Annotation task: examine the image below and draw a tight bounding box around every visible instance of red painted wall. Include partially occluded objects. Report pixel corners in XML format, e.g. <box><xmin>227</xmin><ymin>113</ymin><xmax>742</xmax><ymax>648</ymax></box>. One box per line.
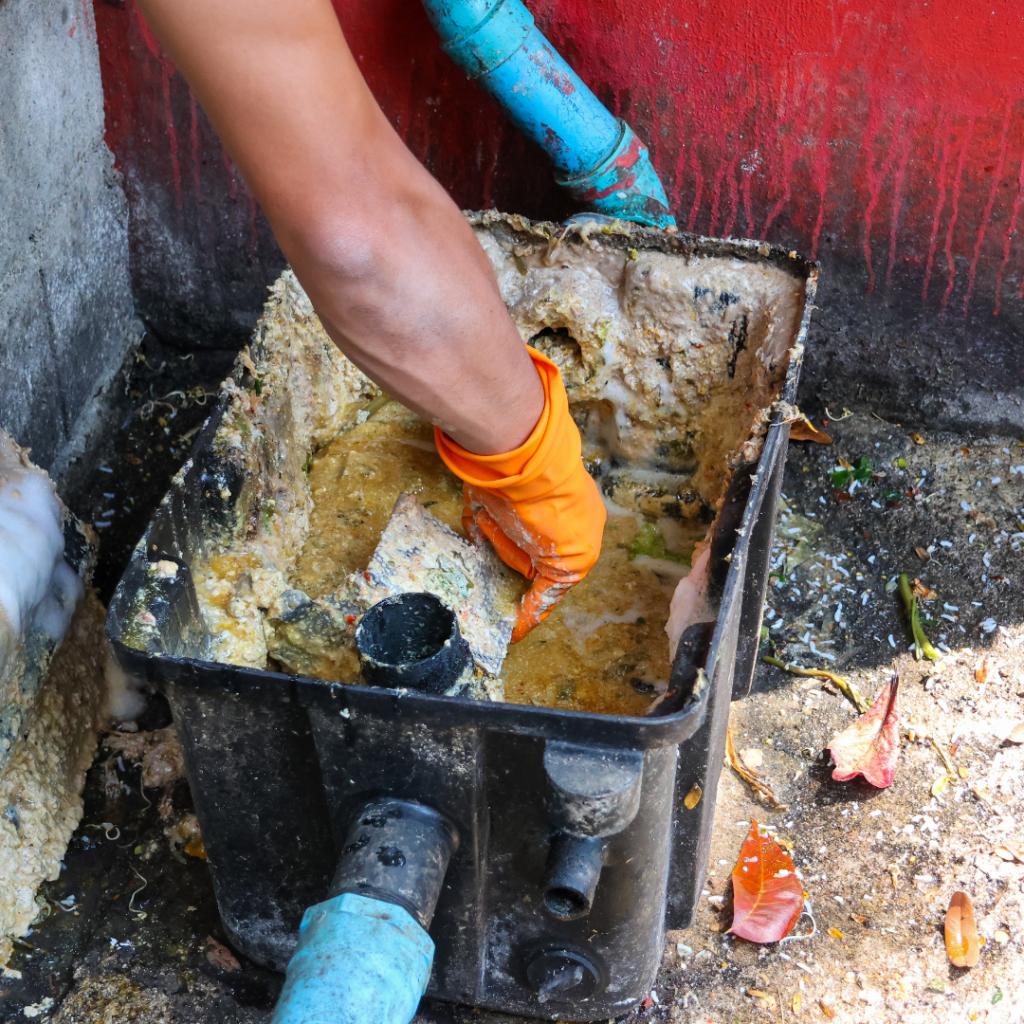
<box><xmin>96</xmin><ymin>0</ymin><xmax>1024</xmax><ymax>416</ymax></box>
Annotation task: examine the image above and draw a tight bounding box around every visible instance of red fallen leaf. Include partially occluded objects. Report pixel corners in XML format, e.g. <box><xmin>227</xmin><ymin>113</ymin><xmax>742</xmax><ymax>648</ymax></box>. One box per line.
<box><xmin>727</xmin><ymin>821</ymin><xmax>804</xmax><ymax>943</ymax></box>
<box><xmin>945</xmin><ymin>891</ymin><xmax>980</xmax><ymax>968</ymax></box>
<box><xmin>827</xmin><ymin>673</ymin><xmax>900</xmax><ymax>788</ymax></box>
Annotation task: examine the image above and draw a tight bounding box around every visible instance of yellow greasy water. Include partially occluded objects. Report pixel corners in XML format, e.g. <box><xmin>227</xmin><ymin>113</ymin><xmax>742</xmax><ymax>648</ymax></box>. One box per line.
<box><xmin>295</xmin><ymin>403</ymin><xmax>702</xmax><ymax>715</ymax></box>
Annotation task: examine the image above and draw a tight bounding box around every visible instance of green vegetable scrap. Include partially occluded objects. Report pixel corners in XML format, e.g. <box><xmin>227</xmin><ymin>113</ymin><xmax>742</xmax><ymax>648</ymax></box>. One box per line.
<box><xmin>898</xmin><ymin>572</ymin><xmax>939</xmax><ymax>661</ymax></box>
<box><xmin>829</xmin><ymin>456</ymin><xmax>874</xmax><ymax>491</ymax></box>
<box><xmin>628</xmin><ymin>522</ymin><xmax>688</xmax><ymax>564</ymax></box>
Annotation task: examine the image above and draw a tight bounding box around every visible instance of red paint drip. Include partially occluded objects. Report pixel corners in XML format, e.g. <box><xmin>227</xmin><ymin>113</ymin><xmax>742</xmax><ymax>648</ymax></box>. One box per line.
<box><xmin>808</xmin><ymin>88</ymin><xmax>835</xmax><ymax>260</ymax></box>
<box><xmin>964</xmin><ymin>102</ymin><xmax>1011</xmax><ymax>317</ymax></box>
<box><xmin>994</xmin><ymin>144</ymin><xmax>1024</xmax><ymax>313</ymax></box>
<box><xmin>190</xmin><ymin>91</ymin><xmax>203</xmax><ymax>199</ymax></box>
<box><xmin>721</xmin><ymin>150</ymin><xmax>740</xmax><ymax>240</ymax></box>
<box><xmin>941</xmin><ymin>115</ymin><xmax>976</xmax><ymax>309</ymax></box>
<box><xmin>222</xmin><ymin>149</ymin><xmax>238</xmax><ymax>201</ymax></box>
<box><xmin>885</xmin><ymin>113</ymin><xmax>915</xmax><ymax>295</ymax></box>
<box><xmin>687</xmin><ymin>145</ymin><xmax>703</xmax><ymax>234</ymax></box>
<box><xmin>134</xmin><ymin>5</ymin><xmax>181</xmax><ymax>210</ymax></box>
<box><xmin>861</xmin><ymin>102</ymin><xmax>901</xmax><ymax>295</ymax></box>
<box><xmin>922</xmin><ymin>108</ymin><xmax>953</xmax><ymax>302</ymax></box>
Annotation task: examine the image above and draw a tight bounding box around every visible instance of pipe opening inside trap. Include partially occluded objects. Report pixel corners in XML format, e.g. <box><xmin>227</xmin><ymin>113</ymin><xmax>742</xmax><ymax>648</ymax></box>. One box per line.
<box><xmin>356</xmin><ymin>592</ymin><xmax>471</xmax><ymax>692</ymax></box>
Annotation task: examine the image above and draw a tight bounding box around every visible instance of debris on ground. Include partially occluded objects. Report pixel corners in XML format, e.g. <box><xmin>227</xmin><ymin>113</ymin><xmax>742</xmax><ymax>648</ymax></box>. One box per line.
<box><xmin>827</xmin><ymin>672</ymin><xmax>902</xmax><ymax>787</ymax></box>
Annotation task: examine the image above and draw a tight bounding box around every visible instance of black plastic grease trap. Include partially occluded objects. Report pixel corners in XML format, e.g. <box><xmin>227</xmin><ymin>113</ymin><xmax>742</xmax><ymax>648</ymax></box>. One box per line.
<box><xmin>107</xmin><ymin>229</ymin><xmax>816</xmax><ymax>1021</ymax></box>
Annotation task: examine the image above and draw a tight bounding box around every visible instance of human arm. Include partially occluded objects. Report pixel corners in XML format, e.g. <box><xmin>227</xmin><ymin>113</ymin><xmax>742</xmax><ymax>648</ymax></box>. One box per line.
<box><xmin>134</xmin><ymin>0</ymin><xmax>543</xmax><ymax>454</ymax></box>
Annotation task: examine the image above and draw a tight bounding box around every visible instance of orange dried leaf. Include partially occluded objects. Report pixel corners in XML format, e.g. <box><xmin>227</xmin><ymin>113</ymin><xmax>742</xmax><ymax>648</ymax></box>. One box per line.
<box><xmin>790</xmin><ymin>419</ymin><xmax>833</xmax><ymax>444</ymax></box>
<box><xmin>184</xmin><ymin>836</ymin><xmax>207</xmax><ymax>860</ymax></box>
<box><xmin>793</xmin><ymin>992</ymin><xmax>802</xmax><ymax>1014</ymax></box>
<box><xmin>993</xmin><ymin>844</ymin><xmax>1024</xmax><ymax>864</ymax></box>
<box><xmin>975</xmin><ymin>657</ymin><xmax>989</xmax><ymax>685</ymax></box>
<box><xmin>945</xmin><ymin>890</ymin><xmax>980</xmax><ymax>968</ymax></box>
<box><xmin>827</xmin><ymin>927</ymin><xmax>844</xmax><ymax>939</ymax></box>
<box><xmin>728</xmin><ymin>821</ymin><xmax>804</xmax><ymax>944</ymax></box>
<box><xmin>819</xmin><ymin>997</ymin><xmax>836</xmax><ymax>1018</ymax></box>
<box><xmin>827</xmin><ymin>673</ymin><xmax>901</xmax><ymax>788</ymax></box>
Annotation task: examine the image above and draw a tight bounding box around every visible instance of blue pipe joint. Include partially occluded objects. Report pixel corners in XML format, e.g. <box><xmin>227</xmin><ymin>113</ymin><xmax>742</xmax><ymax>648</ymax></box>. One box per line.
<box><xmin>270</xmin><ymin>893</ymin><xmax>434</xmax><ymax>1024</ymax></box>
<box><xmin>421</xmin><ymin>0</ymin><xmax>676</xmax><ymax>230</ymax></box>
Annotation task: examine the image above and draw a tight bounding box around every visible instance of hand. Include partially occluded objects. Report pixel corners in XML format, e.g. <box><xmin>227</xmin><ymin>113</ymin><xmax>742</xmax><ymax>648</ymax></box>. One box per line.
<box><xmin>435</xmin><ymin>348</ymin><xmax>606</xmax><ymax>642</ymax></box>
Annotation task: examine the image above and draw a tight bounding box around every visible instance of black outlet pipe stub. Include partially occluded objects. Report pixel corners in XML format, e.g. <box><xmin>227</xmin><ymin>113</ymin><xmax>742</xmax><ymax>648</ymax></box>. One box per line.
<box><xmin>356</xmin><ymin>592</ymin><xmax>471</xmax><ymax>693</ymax></box>
<box><xmin>542</xmin><ymin>833</ymin><xmax>606</xmax><ymax>920</ymax></box>
<box><xmin>330</xmin><ymin>798</ymin><xmax>459</xmax><ymax>930</ymax></box>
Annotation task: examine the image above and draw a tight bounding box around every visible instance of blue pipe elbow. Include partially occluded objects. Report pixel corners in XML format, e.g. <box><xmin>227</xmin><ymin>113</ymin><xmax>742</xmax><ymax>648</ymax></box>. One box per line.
<box><xmin>421</xmin><ymin>0</ymin><xmax>675</xmax><ymax>230</ymax></box>
<box><xmin>270</xmin><ymin>893</ymin><xmax>434</xmax><ymax>1024</ymax></box>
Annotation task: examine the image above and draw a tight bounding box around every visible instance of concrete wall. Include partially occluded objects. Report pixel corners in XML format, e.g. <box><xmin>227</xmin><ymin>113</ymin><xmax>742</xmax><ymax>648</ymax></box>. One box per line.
<box><xmin>0</xmin><ymin>0</ymin><xmax>136</xmax><ymax>473</ymax></box>
<box><xmin>96</xmin><ymin>0</ymin><xmax>1024</xmax><ymax>434</ymax></box>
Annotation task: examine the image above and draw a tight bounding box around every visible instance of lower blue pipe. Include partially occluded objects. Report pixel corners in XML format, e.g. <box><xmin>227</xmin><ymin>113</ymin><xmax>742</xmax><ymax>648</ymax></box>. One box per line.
<box><xmin>270</xmin><ymin>893</ymin><xmax>434</xmax><ymax>1024</ymax></box>
<box><xmin>421</xmin><ymin>0</ymin><xmax>675</xmax><ymax>229</ymax></box>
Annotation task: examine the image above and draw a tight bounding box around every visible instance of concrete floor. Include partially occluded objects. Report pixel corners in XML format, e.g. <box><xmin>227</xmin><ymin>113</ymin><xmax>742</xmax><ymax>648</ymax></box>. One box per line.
<box><xmin>3</xmin><ymin>405</ymin><xmax>1023</xmax><ymax>1024</ymax></box>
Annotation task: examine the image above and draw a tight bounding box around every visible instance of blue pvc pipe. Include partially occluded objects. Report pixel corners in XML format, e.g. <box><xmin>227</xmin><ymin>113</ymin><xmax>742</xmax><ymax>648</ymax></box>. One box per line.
<box><xmin>421</xmin><ymin>0</ymin><xmax>675</xmax><ymax>229</ymax></box>
<box><xmin>270</xmin><ymin>893</ymin><xmax>434</xmax><ymax>1024</ymax></box>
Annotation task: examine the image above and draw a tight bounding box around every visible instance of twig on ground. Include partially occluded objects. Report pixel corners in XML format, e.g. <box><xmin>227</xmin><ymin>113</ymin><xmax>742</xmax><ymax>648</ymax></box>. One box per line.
<box><xmin>726</xmin><ymin>728</ymin><xmax>788</xmax><ymax>810</ymax></box>
<box><xmin>763</xmin><ymin>656</ymin><xmax>870</xmax><ymax>714</ymax></box>
<box><xmin>898</xmin><ymin>572</ymin><xmax>939</xmax><ymax>660</ymax></box>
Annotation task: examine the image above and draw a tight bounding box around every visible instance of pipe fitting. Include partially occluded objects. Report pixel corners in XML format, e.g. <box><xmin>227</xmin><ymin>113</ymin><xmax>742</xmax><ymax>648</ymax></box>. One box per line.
<box><xmin>420</xmin><ymin>0</ymin><xmax>675</xmax><ymax>229</ymax></box>
<box><xmin>356</xmin><ymin>592</ymin><xmax>471</xmax><ymax>694</ymax></box>
<box><xmin>542</xmin><ymin>833</ymin><xmax>605</xmax><ymax>921</ymax></box>
<box><xmin>543</xmin><ymin>741</ymin><xmax>644</xmax><ymax>838</ymax></box>
<box><xmin>271</xmin><ymin>799</ymin><xmax>458</xmax><ymax>1024</ymax></box>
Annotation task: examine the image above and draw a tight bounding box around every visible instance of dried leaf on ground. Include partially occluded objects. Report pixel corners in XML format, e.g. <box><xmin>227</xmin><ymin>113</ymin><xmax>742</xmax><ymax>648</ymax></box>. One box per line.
<box><xmin>915</xmin><ymin>546</ymin><xmax>930</xmax><ymax>561</ymax></box>
<box><xmin>827</xmin><ymin>673</ymin><xmax>901</xmax><ymax>788</ymax></box>
<box><xmin>726</xmin><ymin>729</ymin><xmax>787</xmax><ymax>809</ymax></box>
<box><xmin>204</xmin><ymin>936</ymin><xmax>240</xmax><ymax>972</ymax></box>
<box><xmin>945</xmin><ymin>891</ymin><xmax>980</xmax><ymax>968</ymax></box>
<box><xmin>993</xmin><ymin>844</ymin><xmax>1024</xmax><ymax>863</ymax></box>
<box><xmin>792</xmin><ymin>991</ymin><xmax>802</xmax><ymax>1014</ymax></box>
<box><xmin>976</xmin><ymin>656</ymin><xmax>989</xmax><ymax>685</ymax></box>
<box><xmin>819</xmin><ymin>997</ymin><xmax>836</xmax><ymax>1018</ymax></box>
<box><xmin>727</xmin><ymin>821</ymin><xmax>804</xmax><ymax>944</ymax></box>
<box><xmin>1005</xmin><ymin>722</ymin><xmax>1024</xmax><ymax>745</ymax></box>
<box><xmin>790</xmin><ymin>418</ymin><xmax>833</xmax><ymax>444</ymax></box>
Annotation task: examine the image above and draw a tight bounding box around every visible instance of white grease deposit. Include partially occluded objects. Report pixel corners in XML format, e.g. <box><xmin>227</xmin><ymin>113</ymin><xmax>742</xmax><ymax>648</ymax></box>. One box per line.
<box><xmin>0</xmin><ymin>431</ymin><xmax>82</xmax><ymax>672</ymax></box>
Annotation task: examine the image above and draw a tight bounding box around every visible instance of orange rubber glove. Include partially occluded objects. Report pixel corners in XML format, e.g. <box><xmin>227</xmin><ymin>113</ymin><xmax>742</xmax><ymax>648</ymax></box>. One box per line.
<box><xmin>435</xmin><ymin>347</ymin><xmax>606</xmax><ymax>643</ymax></box>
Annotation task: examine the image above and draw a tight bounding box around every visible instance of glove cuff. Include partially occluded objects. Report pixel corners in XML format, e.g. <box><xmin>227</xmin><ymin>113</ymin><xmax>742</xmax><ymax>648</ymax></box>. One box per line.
<box><xmin>434</xmin><ymin>347</ymin><xmax>581</xmax><ymax>499</ymax></box>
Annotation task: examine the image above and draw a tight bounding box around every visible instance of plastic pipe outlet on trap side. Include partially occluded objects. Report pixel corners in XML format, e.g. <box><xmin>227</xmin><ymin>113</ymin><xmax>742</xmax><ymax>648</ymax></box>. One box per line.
<box><xmin>271</xmin><ymin>799</ymin><xmax>459</xmax><ymax>1024</ymax></box>
<box><xmin>420</xmin><ymin>0</ymin><xmax>675</xmax><ymax>229</ymax></box>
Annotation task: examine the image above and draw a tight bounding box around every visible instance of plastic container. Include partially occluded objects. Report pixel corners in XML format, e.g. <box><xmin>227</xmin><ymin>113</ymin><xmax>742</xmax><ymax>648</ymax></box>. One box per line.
<box><xmin>107</xmin><ymin>222</ymin><xmax>816</xmax><ymax>1021</ymax></box>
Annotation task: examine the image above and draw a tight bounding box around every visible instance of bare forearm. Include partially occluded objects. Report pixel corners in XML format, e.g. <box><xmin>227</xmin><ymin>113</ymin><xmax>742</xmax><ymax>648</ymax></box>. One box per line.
<box><xmin>136</xmin><ymin>0</ymin><xmax>542</xmax><ymax>453</ymax></box>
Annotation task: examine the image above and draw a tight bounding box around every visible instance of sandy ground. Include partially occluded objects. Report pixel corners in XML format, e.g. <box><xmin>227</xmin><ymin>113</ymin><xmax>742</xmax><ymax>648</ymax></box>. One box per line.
<box><xmin>3</xmin><ymin>411</ymin><xmax>1023</xmax><ymax>1024</ymax></box>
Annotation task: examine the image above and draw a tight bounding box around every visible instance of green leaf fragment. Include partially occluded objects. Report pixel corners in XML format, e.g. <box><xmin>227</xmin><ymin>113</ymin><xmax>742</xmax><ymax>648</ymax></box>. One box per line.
<box><xmin>852</xmin><ymin>456</ymin><xmax>874</xmax><ymax>483</ymax></box>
